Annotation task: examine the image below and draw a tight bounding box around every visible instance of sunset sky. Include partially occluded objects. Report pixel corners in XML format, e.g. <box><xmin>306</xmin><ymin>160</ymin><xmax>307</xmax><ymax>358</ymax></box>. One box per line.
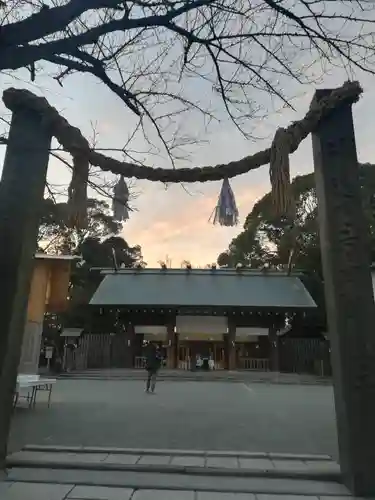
<box><xmin>1</xmin><ymin>65</ymin><xmax>375</xmax><ymax>267</ymax></box>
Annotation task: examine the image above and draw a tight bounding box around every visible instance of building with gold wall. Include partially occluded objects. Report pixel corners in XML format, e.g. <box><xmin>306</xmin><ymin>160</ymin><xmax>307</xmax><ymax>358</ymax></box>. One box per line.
<box><xmin>19</xmin><ymin>254</ymin><xmax>76</xmax><ymax>374</ymax></box>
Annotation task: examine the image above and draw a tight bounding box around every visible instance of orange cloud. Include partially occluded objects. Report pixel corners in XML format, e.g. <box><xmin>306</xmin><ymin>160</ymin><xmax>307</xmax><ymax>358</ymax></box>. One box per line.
<box><xmin>124</xmin><ymin>181</ymin><xmax>267</xmax><ymax>267</ymax></box>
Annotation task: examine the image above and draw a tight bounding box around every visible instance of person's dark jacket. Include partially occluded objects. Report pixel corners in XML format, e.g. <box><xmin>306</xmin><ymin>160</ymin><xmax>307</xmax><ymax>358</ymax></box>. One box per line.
<box><xmin>145</xmin><ymin>347</ymin><xmax>162</xmax><ymax>372</ymax></box>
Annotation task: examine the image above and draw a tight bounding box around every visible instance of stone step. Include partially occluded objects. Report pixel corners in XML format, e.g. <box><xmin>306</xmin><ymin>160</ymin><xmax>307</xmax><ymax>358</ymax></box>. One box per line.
<box><xmin>5</xmin><ymin>467</ymin><xmax>352</xmax><ymax>496</ymax></box>
<box><xmin>21</xmin><ymin>445</ymin><xmax>334</xmax><ymax>461</ymax></box>
<box><xmin>6</xmin><ymin>448</ymin><xmax>340</xmax><ymax>483</ymax></box>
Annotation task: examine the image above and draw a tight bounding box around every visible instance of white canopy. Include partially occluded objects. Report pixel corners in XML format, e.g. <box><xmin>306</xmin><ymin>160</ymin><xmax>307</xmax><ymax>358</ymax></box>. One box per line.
<box><xmin>134</xmin><ymin>325</ymin><xmax>167</xmax><ymax>335</ymax></box>
<box><xmin>235</xmin><ymin>327</ymin><xmax>268</xmax><ymax>336</ymax></box>
<box><xmin>176</xmin><ymin>315</ymin><xmax>227</xmax><ymax>335</ymax></box>
<box><xmin>60</xmin><ymin>328</ymin><xmax>83</xmax><ymax>337</ymax></box>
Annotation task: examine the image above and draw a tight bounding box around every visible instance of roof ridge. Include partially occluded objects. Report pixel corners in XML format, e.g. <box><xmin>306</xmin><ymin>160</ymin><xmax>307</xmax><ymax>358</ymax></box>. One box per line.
<box><xmin>93</xmin><ymin>267</ymin><xmax>300</xmax><ymax>277</ymax></box>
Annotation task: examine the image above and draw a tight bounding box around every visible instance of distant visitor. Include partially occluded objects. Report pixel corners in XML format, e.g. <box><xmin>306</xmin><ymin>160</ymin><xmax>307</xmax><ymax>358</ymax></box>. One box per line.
<box><xmin>145</xmin><ymin>344</ymin><xmax>162</xmax><ymax>394</ymax></box>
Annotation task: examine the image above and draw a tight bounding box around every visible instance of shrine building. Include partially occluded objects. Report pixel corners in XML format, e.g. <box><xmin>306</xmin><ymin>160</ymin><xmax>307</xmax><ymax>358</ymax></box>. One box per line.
<box><xmin>87</xmin><ymin>267</ymin><xmax>317</xmax><ymax>371</ymax></box>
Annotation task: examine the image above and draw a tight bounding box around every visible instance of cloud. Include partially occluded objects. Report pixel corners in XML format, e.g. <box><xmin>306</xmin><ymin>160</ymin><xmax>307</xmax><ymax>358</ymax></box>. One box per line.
<box><xmin>124</xmin><ymin>181</ymin><xmax>267</xmax><ymax>266</ymax></box>
<box><xmin>2</xmin><ymin>64</ymin><xmax>374</xmax><ymax>273</ymax></box>
<box><xmin>95</xmin><ymin>120</ymin><xmax>115</xmax><ymax>135</ymax></box>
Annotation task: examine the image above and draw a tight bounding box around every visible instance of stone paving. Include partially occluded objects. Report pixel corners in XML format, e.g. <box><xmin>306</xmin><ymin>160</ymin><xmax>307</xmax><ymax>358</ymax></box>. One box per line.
<box><xmin>8</xmin><ymin>380</ymin><xmax>338</xmax><ymax>458</ymax></box>
<box><xmin>0</xmin><ymin>481</ymin><xmax>366</xmax><ymax>500</ymax></box>
<box><xmin>4</xmin><ymin>379</ymin><xmax>345</xmax><ymax>499</ymax></box>
<box><xmin>2</xmin><ymin>447</ymin><xmax>353</xmax><ymax>499</ymax></box>
<box><xmin>6</xmin><ymin>447</ymin><xmax>339</xmax><ymax>476</ymax></box>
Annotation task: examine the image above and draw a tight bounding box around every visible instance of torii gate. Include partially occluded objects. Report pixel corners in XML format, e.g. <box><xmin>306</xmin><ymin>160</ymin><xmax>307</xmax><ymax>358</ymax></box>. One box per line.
<box><xmin>0</xmin><ymin>84</ymin><xmax>374</xmax><ymax>496</ymax></box>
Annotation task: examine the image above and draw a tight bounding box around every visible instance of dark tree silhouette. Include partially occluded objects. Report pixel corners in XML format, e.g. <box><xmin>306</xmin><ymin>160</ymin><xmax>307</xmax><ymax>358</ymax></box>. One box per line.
<box><xmin>37</xmin><ymin>197</ymin><xmax>123</xmax><ymax>253</ymax></box>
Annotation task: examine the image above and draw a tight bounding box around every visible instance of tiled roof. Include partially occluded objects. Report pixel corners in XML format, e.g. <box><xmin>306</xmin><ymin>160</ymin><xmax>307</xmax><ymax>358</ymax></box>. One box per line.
<box><xmin>90</xmin><ymin>268</ymin><xmax>316</xmax><ymax>310</ymax></box>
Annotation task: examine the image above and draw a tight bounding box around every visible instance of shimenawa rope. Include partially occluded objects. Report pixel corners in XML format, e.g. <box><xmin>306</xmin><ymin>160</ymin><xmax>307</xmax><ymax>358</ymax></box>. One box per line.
<box><xmin>2</xmin><ymin>80</ymin><xmax>362</xmax><ymax>228</ymax></box>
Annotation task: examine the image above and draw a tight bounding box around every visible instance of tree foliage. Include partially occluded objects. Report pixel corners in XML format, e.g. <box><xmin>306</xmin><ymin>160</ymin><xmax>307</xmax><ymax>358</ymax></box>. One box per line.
<box><xmin>219</xmin><ymin>164</ymin><xmax>375</xmax><ymax>328</ymax></box>
<box><xmin>68</xmin><ymin>234</ymin><xmax>145</xmax><ymax>308</ymax></box>
<box><xmin>38</xmin><ymin>197</ymin><xmax>123</xmax><ymax>253</ymax></box>
<box><xmin>1</xmin><ymin>1</ymin><xmax>375</xmax><ymax>156</ymax></box>
<box><xmin>38</xmin><ymin>197</ymin><xmax>145</xmax><ymax>329</ymax></box>
<box><xmin>220</xmin><ymin>164</ymin><xmax>375</xmax><ymax>275</ymax></box>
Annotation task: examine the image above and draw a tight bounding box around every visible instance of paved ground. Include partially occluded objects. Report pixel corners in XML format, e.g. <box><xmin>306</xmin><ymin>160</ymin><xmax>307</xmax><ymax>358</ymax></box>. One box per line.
<box><xmin>2</xmin><ymin>449</ymin><xmax>351</xmax><ymax>500</ymax></box>
<box><xmin>8</xmin><ymin>379</ymin><xmax>338</xmax><ymax>458</ymax></box>
<box><xmin>0</xmin><ymin>482</ymin><xmax>356</xmax><ymax>500</ymax></box>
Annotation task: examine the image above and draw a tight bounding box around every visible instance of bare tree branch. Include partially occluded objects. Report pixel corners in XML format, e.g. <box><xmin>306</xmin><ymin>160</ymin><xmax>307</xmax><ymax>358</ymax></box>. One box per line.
<box><xmin>1</xmin><ymin>0</ymin><xmax>375</xmax><ymax>168</ymax></box>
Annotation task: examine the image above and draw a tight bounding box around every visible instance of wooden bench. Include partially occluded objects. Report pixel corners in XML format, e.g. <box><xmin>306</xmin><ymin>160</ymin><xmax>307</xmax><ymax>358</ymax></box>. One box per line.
<box><xmin>14</xmin><ymin>374</ymin><xmax>56</xmax><ymax>409</ymax></box>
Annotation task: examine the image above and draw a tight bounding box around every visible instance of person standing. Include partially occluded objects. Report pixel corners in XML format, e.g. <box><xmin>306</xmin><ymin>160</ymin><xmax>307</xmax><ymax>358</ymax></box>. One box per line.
<box><xmin>145</xmin><ymin>344</ymin><xmax>162</xmax><ymax>393</ymax></box>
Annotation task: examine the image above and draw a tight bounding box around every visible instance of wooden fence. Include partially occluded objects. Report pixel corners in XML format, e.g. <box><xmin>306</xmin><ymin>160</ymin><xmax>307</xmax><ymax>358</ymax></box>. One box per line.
<box><xmin>240</xmin><ymin>358</ymin><xmax>269</xmax><ymax>371</ymax></box>
<box><xmin>75</xmin><ymin>334</ymin><xmax>130</xmax><ymax>370</ymax></box>
<box><xmin>279</xmin><ymin>337</ymin><xmax>332</xmax><ymax>376</ymax></box>
<box><xmin>134</xmin><ymin>356</ymin><xmax>146</xmax><ymax>369</ymax></box>
<box><xmin>74</xmin><ymin>334</ymin><xmax>332</xmax><ymax>376</ymax></box>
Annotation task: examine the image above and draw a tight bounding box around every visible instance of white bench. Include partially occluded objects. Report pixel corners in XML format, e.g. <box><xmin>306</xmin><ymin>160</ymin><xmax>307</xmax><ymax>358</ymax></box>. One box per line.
<box><xmin>14</xmin><ymin>374</ymin><xmax>56</xmax><ymax>409</ymax></box>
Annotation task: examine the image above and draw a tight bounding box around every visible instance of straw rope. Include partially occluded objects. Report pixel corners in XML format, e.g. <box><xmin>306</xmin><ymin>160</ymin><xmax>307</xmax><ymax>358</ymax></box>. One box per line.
<box><xmin>2</xmin><ymin>80</ymin><xmax>362</xmax><ymax>225</ymax></box>
<box><xmin>270</xmin><ymin>127</ymin><xmax>294</xmax><ymax>217</ymax></box>
<box><xmin>68</xmin><ymin>153</ymin><xmax>89</xmax><ymax>228</ymax></box>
